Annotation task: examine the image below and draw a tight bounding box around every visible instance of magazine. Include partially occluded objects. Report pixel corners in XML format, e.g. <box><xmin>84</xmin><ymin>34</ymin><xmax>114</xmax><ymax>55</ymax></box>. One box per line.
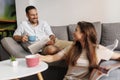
<box><xmin>89</xmin><ymin>62</ymin><xmax>120</xmax><ymax>80</ymax></box>
<box><xmin>28</xmin><ymin>38</ymin><xmax>50</xmax><ymax>54</ymax></box>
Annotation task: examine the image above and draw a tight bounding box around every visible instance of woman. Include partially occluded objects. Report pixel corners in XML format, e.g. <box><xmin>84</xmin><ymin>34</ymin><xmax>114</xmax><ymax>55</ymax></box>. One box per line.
<box><xmin>36</xmin><ymin>21</ymin><xmax>120</xmax><ymax>80</ymax></box>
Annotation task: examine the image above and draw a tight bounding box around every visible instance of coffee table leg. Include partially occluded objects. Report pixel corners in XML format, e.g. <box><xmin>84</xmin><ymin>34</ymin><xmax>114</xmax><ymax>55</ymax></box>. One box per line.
<box><xmin>37</xmin><ymin>73</ymin><xmax>43</xmax><ymax>80</ymax></box>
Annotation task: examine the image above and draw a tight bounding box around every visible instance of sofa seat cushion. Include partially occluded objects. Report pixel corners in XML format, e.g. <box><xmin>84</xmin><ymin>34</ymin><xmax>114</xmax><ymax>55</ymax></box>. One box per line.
<box><xmin>68</xmin><ymin>22</ymin><xmax>102</xmax><ymax>43</ymax></box>
<box><xmin>101</xmin><ymin>23</ymin><xmax>120</xmax><ymax>50</ymax></box>
<box><xmin>51</xmin><ymin>26</ymin><xmax>69</xmax><ymax>40</ymax></box>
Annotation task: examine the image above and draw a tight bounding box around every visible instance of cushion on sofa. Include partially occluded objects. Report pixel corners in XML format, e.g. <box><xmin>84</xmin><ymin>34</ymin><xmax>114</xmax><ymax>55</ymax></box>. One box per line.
<box><xmin>67</xmin><ymin>22</ymin><xmax>102</xmax><ymax>43</ymax></box>
<box><xmin>67</xmin><ymin>24</ymin><xmax>76</xmax><ymax>41</ymax></box>
<box><xmin>101</xmin><ymin>23</ymin><xmax>120</xmax><ymax>50</ymax></box>
<box><xmin>93</xmin><ymin>22</ymin><xmax>102</xmax><ymax>43</ymax></box>
<box><xmin>51</xmin><ymin>26</ymin><xmax>69</xmax><ymax>40</ymax></box>
<box><xmin>1</xmin><ymin>37</ymin><xmax>30</xmax><ymax>58</ymax></box>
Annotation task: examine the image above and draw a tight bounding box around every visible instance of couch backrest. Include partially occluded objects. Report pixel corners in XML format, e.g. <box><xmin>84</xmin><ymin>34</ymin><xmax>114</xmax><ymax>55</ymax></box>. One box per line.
<box><xmin>51</xmin><ymin>25</ymin><xmax>69</xmax><ymax>40</ymax></box>
<box><xmin>67</xmin><ymin>22</ymin><xmax>102</xmax><ymax>43</ymax></box>
<box><xmin>101</xmin><ymin>23</ymin><xmax>120</xmax><ymax>50</ymax></box>
<box><xmin>67</xmin><ymin>24</ymin><xmax>76</xmax><ymax>41</ymax></box>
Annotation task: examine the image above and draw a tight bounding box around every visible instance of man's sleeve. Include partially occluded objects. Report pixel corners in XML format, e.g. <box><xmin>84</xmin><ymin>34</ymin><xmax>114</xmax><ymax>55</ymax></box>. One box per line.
<box><xmin>13</xmin><ymin>23</ymin><xmax>24</xmax><ymax>36</ymax></box>
<box><xmin>43</xmin><ymin>21</ymin><xmax>54</xmax><ymax>36</ymax></box>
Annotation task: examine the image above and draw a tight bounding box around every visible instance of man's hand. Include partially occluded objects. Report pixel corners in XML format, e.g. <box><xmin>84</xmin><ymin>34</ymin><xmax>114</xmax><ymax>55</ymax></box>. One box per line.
<box><xmin>46</xmin><ymin>40</ymin><xmax>55</xmax><ymax>45</ymax></box>
<box><xmin>47</xmin><ymin>35</ymin><xmax>55</xmax><ymax>45</ymax></box>
<box><xmin>49</xmin><ymin>35</ymin><xmax>55</xmax><ymax>40</ymax></box>
<box><xmin>21</xmin><ymin>35</ymin><xmax>28</xmax><ymax>42</ymax></box>
<box><xmin>13</xmin><ymin>35</ymin><xmax>28</xmax><ymax>42</ymax></box>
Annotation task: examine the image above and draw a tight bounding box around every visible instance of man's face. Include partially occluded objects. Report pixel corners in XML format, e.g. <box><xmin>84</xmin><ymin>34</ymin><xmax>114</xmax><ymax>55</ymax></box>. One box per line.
<box><xmin>26</xmin><ymin>9</ymin><xmax>38</xmax><ymax>24</ymax></box>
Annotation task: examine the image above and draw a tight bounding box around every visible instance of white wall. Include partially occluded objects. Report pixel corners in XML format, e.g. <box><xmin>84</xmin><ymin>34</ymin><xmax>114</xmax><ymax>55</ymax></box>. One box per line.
<box><xmin>16</xmin><ymin>0</ymin><xmax>120</xmax><ymax>26</ymax></box>
<box><xmin>15</xmin><ymin>0</ymin><xmax>29</xmax><ymax>25</ymax></box>
<box><xmin>102</xmin><ymin>0</ymin><xmax>120</xmax><ymax>23</ymax></box>
<box><xmin>15</xmin><ymin>0</ymin><xmax>37</xmax><ymax>25</ymax></box>
<box><xmin>35</xmin><ymin>0</ymin><xmax>105</xmax><ymax>25</ymax></box>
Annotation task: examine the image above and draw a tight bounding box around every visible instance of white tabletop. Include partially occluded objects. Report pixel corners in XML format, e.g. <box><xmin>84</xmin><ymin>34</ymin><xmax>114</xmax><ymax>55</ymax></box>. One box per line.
<box><xmin>0</xmin><ymin>58</ymin><xmax>48</xmax><ymax>80</ymax></box>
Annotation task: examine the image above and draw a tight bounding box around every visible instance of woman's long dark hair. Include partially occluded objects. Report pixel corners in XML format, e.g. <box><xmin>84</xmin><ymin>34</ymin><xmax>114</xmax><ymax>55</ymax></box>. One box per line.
<box><xmin>66</xmin><ymin>21</ymin><xmax>98</xmax><ymax>72</ymax></box>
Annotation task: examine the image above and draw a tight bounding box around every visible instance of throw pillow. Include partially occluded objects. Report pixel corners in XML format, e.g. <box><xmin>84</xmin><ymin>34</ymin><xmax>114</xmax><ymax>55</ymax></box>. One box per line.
<box><xmin>101</xmin><ymin>23</ymin><xmax>120</xmax><ymax>50</ymax></box>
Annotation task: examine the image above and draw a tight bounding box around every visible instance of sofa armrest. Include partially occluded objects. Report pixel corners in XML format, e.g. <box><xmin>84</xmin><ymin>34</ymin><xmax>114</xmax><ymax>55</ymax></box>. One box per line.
<box><xmin>1</xmin><ymin>37</ymin><xmax>30</xmax><ymax>58</ymax></box>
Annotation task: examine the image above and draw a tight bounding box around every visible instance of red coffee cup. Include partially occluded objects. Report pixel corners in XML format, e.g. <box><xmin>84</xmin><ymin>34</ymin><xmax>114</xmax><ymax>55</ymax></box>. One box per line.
<box><xmin>25</xmin><ymin>55</ymin><xmax>40</xmax><ymax>67</ymax></box>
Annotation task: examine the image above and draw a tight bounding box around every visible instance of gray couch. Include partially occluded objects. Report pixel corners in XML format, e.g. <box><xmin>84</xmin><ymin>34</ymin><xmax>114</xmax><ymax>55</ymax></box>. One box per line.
<box><xmin>0</xmin><ymin>21</ymin><xmax>120</xmax><ymax>80</ymax></box>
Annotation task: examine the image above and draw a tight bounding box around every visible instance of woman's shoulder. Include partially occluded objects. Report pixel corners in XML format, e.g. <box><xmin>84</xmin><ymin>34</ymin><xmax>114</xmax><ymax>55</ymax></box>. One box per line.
<box><xmin>97</xmin><ymin>45</ymin><xmax>108</xmax><ymax>50</ymax></box>
<box><xmin>96</xmin><ymin>44</ymin><xmax>114</xmax><ymax>55</ymax></box>
<box><xmin>96</xmin><ymin>44</ymin><xmax>114</xmax><ymax>63</ymax></box>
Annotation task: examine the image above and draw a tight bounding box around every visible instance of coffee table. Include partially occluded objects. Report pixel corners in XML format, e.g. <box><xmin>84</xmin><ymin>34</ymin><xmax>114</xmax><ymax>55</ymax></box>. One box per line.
<box><xmin>0</xmin><ymin>58</ymin><xmax>48</xmax><ymax>80</ymax></box>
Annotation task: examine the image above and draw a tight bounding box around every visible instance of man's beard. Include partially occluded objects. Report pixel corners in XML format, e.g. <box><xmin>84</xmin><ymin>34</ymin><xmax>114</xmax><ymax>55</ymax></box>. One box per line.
<box><xmin>30</xmin><ymin>19</ymin><xmax>38</xmax><ymax>24</ymax></box>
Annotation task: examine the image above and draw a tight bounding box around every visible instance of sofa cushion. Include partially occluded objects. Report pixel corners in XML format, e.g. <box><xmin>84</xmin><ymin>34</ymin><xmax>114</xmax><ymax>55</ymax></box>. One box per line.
<box><xmin>101</xmin><ymin>23</ymin><xmax>120</xmax><ymax>50</ymax></box>
<box><xmin>51</xmin><ymin>26</ymin><xmax>68</xmax><ymax>40</ymax></box>
<box><xmin>68</xmin><ymin>22</ymin><xmax>102</xmax><ymax>43</ymax></box>
<box><xmin>93</xmin><ymin>22</ymin><xmax>102</xmax><ymax>43</ymax></box>
<box><xmin>1</xmin><ymin>37</ymin><xmax>30</xmax><ymax>58</ymax></box>
<box><xmin>67</xmin><ymin>24</ymin><xmax>77</xmax><ymax>41</ymax></box>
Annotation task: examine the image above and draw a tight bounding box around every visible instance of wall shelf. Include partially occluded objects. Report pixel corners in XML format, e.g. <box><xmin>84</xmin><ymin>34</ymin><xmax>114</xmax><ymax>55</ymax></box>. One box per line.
<box><xmin>0</xmin><ymin>20</ymin><xmax>16</xmax><ymax>39</ymax></box>
<box><xmin>0</xmin><ymin>20</ymin><xmax>16</xmax><ymax>23</ymax></box>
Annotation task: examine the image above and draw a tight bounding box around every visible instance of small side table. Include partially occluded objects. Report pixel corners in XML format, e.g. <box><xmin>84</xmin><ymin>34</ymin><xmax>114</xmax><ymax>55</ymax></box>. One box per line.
<box><xmin>0</xmin><ymin>58</ymin><xmax>48</xmax><ymax>80</ymax></box>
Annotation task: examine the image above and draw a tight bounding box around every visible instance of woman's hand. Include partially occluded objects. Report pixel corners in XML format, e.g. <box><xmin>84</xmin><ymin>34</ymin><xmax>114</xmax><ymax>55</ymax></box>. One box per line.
<box><xmin>36</xmin><ymin>53</ymin><xmax>50</xmax><ymax>62</ymax></box>
<box><xmin>35</xmin><ymin>54</ymin><xmax>43</xmax><ymax>61</ymax></box>
<box><xmin>35</xmin><ymin>51</ymin><xmax>63</xmax><ymax>63</ymax></box>
<box><xmin>111</xmin><ymin>53</ymin><xmax>120</xmax><ymax>61</ymax></box>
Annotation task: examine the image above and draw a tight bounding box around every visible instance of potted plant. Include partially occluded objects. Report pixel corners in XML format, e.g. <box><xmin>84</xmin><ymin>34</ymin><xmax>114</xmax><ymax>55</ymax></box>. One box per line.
<box><xmin>10</xmin><ymin>56</ymin><xmax>18</xmax><ymax>67</ymax></box>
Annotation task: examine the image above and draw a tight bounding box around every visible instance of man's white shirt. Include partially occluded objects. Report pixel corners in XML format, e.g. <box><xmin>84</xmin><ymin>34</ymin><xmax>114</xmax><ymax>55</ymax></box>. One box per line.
<box><xmin>13</xmin><ymin>20</ymin><xmax>54</xmax><ymax>41</ymax></box>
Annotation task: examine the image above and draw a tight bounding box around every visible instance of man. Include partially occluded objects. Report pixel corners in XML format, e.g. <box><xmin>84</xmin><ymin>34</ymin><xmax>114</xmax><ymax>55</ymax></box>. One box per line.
<box><xmin>13</xmin><ymin>5</ymin><xmax>72</xmax><ymax>54</ymax></box>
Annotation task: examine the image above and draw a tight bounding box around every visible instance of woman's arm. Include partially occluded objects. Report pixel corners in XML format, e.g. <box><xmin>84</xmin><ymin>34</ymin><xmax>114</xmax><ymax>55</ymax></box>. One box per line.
<box><xmin>111</xmin><ymin>53</ymin><xmax>120</xmax><ymax>61</ymax></box>
<box><xmin>37</xmin><ymin>49</ymin><xmax>66</xmax><ymax>63</ymax></box>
